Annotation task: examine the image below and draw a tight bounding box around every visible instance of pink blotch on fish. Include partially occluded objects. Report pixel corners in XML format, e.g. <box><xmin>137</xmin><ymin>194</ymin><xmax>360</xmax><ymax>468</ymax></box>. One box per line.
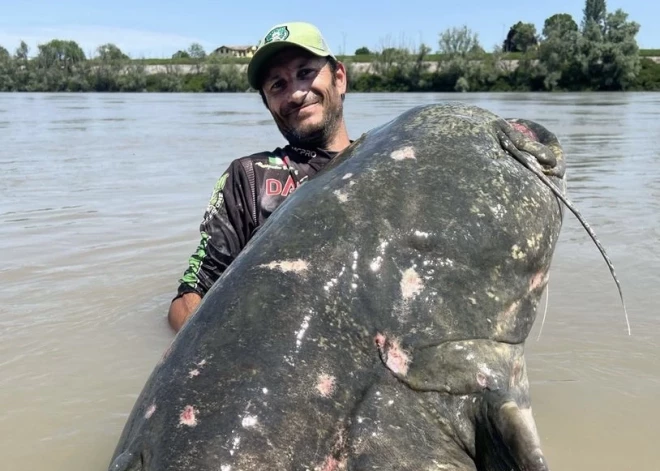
<box><xmin>316</xmin><ymin>373</ymin><xmax>336</xmax><ymax>397</ymax></box>
<box><xmin>179</xmin><ymin>405</ymin><xmax>197</xmax><ymax>427</ymax></box>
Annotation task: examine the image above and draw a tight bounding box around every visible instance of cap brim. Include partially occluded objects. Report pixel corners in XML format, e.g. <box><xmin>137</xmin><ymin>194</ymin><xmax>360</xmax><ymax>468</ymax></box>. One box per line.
<box><xmin>247</xmin><ymin>42</ymin><xmax>333</xmax><ymax>90</ymax></box>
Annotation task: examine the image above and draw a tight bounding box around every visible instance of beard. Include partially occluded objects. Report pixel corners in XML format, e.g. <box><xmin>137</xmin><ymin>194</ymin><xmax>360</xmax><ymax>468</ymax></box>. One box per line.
<box><xmin>276</xmin><ymin>92</ymin><xmax>343</xmax><ymax>149</ymax></box>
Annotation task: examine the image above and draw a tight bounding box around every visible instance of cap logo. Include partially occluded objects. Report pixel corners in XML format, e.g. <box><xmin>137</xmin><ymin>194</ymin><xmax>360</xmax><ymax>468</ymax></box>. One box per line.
<box><xmin>264</xmin><ymin>26</ymin><xmax>289</xmax><ymax>43</ymax></box>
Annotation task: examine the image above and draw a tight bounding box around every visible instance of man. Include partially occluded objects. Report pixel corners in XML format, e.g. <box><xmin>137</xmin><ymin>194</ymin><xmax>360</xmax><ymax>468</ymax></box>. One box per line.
<box><xmin>168</xmin><ymin>21</ymin><xmax>350</xmax><ymax>332</ymax></box>
<box><xmin>168</xmin><ymin>21</ymin><xmax>564</xmax><ymax>333</ymax></box>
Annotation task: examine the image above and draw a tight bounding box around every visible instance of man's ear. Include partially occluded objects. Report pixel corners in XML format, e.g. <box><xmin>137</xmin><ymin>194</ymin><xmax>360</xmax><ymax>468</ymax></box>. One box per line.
<box><xmin>335</xmin><ymin>61</ymin><xmax>348</xmax><ymax>95</ymax></box>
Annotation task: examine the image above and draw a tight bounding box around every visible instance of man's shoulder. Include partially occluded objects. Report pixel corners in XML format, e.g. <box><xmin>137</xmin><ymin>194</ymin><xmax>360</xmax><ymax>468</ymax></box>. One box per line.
<box><xmin>228</xmin><ymin>147</ymin><xmax>305</xmax><ymax>178</ymax></box>
<box><xmin>231</xmin><ymin>147</ymin><xmax>287</xmax><ymax>168</ymax></box>
<box><xmin>205</xmin><ymin>148</ymin><xmax>283</xmax><ymax>201</ymax></box>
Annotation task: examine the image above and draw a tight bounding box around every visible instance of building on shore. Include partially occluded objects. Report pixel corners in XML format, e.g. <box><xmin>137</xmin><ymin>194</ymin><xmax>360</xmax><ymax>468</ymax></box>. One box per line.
<box><xmin>212</xmin><ymin>45</ymin><xmax>257</xmax><ymax>58</ymax></box>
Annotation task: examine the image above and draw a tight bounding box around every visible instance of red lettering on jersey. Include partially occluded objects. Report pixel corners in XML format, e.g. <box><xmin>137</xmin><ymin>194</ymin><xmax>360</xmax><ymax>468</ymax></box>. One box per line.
<box><xmin>281</xmin><ymin>176</ymin><xmax>296</xmax><ymax>196</ymax></box>
<box><xmin>266</xmin><ymin>176</ymin><xmax>297</xmax><ymax>196</ymax></box>
<box><xmin>266</xmin><ymin>179</ymin><xmax>282</xmax><ymax>196</ymax></box>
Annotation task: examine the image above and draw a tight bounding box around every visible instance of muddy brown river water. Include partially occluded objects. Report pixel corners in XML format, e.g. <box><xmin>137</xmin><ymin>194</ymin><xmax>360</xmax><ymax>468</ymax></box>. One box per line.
<box><xmin>1</xmin><ymin>91</ymin><xmax>658</xmax><ymax>470</ymax></box>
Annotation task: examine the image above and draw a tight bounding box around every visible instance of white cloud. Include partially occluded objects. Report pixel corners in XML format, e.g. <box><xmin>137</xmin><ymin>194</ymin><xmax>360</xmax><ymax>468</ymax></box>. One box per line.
<box><xmin>0</xmin><ymin>25</ymin><xmax>216</xmax><ymax>59</ymax></box>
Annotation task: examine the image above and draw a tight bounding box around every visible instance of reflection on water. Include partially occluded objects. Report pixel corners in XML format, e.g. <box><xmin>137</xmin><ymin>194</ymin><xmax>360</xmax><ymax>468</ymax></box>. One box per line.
<box><xmin>0</xmin><ymin>92</ymin><xmax>658</xmax><ymax>470</ymax></box>
<box><xmin>196</xmin><ymin>110</ymin><xmax>256</xmax><ymax>116</ymax></box>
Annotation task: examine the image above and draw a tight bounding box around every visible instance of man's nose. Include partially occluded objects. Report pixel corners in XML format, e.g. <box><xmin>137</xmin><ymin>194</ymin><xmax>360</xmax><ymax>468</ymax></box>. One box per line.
<box><xmin>289</xmin><ymin>85</ymin><xmax>310</xmax><ymax>104</ymax></box>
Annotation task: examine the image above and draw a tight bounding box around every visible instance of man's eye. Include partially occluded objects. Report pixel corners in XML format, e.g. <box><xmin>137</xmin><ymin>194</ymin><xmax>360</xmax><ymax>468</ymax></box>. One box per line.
<box><xmin>299</xmin><ymin>68</ymin><xmax>314</xmax><ymax>78</ymax></box>
<box><xmin>270</xmin><ymin>80</ymin><xmax>284</xmax><ymax>91</ymax></box>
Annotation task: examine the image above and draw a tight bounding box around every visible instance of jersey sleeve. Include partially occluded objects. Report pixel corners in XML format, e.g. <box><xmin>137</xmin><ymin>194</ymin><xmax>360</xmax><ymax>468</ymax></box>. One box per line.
<box><xmin>175</xmin><ymin>159</ymin><xmax>256</xmax><ymax>299</ymax></box>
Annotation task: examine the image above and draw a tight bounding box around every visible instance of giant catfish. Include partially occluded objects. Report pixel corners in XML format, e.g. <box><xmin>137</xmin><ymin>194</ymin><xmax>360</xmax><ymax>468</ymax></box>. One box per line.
<box><xmin>108</xmin><ymin>102</ymin><xmax>624</xmax><ymax>470</ymax></box>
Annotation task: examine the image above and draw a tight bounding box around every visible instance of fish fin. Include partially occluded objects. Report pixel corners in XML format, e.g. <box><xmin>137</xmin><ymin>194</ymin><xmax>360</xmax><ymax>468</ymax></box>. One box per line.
<box><xmin>108</xmin><ymin>448</ymin><xmax>146</xmax><ymax>471</ymax></box>
<box><xmin>474</xmin><ymin>389</ymin><xmax>549</xmax><ymax>471</ymax></box>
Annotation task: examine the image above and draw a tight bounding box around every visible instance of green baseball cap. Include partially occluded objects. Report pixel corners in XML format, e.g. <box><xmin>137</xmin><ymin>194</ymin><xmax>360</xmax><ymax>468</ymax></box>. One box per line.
<box><xmin>247</xmin><ymin>21</ymin><xmax>335</xmax><ymax>89</ymax></box>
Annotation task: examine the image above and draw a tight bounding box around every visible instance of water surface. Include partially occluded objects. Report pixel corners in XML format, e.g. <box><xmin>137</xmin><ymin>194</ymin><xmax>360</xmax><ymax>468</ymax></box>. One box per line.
<box><xmin>1</xmin><ymin>91</ymin><xmax>658</xmax><ymax>470</ymax></box>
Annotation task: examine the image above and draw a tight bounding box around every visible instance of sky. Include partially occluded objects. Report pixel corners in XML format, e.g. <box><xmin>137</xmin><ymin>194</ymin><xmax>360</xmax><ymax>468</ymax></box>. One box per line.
<box><xmin>0</xmin><ymin>0</ymin><xmax>657</xmax><ymax>59</ymax></box>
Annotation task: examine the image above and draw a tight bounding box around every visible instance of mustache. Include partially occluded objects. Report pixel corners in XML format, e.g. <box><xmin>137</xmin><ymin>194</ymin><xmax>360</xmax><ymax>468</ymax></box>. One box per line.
<box><xmin>282</xmin><ymin>97</ymin><xmax>321</xmax><ymax>116</ymax></box>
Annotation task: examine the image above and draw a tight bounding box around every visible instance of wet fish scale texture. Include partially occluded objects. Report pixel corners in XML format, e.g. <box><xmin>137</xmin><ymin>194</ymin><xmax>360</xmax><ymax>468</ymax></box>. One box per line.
<box><xmin>109</xmin><ymin>103</ymin><xmax>565</xmax><ymax>471</ymax></box>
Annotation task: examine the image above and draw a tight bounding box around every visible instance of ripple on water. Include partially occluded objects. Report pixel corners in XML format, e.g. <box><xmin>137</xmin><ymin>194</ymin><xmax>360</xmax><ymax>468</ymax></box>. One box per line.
<box><xmin>51</xmin><ymin>118</ymin><xmax>90</xmax><ymax>124</ymax></box>
<box><xmin>219</xmin><ymin>119</ymin><xmax>277</xmax><ymax>126</ymax></box>
<box><xmin>197</xmin><ymin>110</ymin><xmax>256</xmax><ymax>116</ymax></box>
<box><xmin>99</xmin><ymin>117</ymin><xmax>131</xmax><ymax>122</ymax></box>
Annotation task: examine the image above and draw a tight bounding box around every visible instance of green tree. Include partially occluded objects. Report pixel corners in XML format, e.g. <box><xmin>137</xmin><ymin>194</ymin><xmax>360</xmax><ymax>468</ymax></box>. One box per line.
<box><xmin>147</xmin><ymin>65</ymin><xmax>184</xmax><ymax>92</ymax></box>
<box><xmin>14</xmin><ymin>41</ymin><xmax>29</xmax><ymax>61</ymax></box>
<box><xmin>96</xmin><ymin>43</ymin><xmax>128</xmax><ymax>62</ymax></box>
<box><xmin>367</xmin><ymin>46</ymin><xmax>410</xmax><ymax>90</ymax></box>
<box><xmin>436</xmin><ymin>26</ymin><xmax>487</xmax><ymax>92</ymax></box>
<box><xmin>354</xmin><ymin>46</ymin><xmax>371</xmax><ymax>55</ymax></box>
<box><xmin>90</xmin><ymin>44</ymin><xmax>128</xmax><ymax>91</ymax></box>
<box><xmin>438</xmin><ymin>25</ymin><xmax>482</xmax><ymax>56</ymax></box>
<box><xmin>503</xmin><ymin>22</ymin><xmax>539</xmax><ymax>52</ymax></box>
<box><xmin>538</xmin><ymin>13</ymin><xmax>582</xmax><ymax>89</ymax></box>
<box><xmin>588</xmin><ymin>9</ymin><xmax>641</xmax><ymax>89</ymax></box>
<box><xmin>187</xmin><ymin>43</ymin><xmax>206</xmax><ymax>59</ymax></box>
<box><xmin>582</xmin><ymin>0</ymin><xmax>607</xmax><ymax>33</ymax></box>
<box><xmin>12</xmin><ymin>41</ymin><xmax>31</xmax><ymax>91</ymax></box>
<box><xmin>206</xmin><ymin>56</ymin><xmax>248</xmax><ymax>91</ymax></box>
<box><xmin>542</xmin><ymin>13</ymin><xmax>578</xmax><ymax>39</ymax></box>
<box><xmin>117</xmin><ymin>63</ymin><xmax>147</xmax><ymax>91</ymax></box>
<box><xmin>372</xmin><ymin>47</ymin><xmax>409</xmax><ymax>73</ymax></box>
<box><xmin>0</xmin><ymin>45</ymin><xmax>12</xmax><ymax>91</ymax></box>
<box><xmin>572</xmin><ymin>0</ymin><xmax>641</xmax><ymax>91</ymax></box>
<box><xmin>36</xmin><ymin>39</ymin><xmax>86</xmax><ymax>71</ymax></box>
<box><xmin>634</xmin><ymin>58</ymin><xmax>660</xmax><ymax>91</ymax></box>
<box><xmin>410</xmin><ymin>43</ymin><xmax>432</xmax><ymax>89</ymax></box>
<box><xmin>172</xmin><ymin>50</ymin><xmax>190</xmax><ymax>59</ymax></box>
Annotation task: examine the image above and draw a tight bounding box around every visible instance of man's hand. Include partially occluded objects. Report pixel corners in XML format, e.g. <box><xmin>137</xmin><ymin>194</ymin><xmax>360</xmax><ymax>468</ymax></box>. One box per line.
<box><xmin>168</xmin><ymin>292</ymin><xmax>202</xmax><ymax>333</ymax></box>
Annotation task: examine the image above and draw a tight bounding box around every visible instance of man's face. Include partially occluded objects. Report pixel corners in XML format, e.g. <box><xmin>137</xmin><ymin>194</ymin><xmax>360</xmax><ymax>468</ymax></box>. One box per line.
<box><xmin>260</xmin><ymin>47</ymin><xmax>347</xmax><ymax>149</ymax></box>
